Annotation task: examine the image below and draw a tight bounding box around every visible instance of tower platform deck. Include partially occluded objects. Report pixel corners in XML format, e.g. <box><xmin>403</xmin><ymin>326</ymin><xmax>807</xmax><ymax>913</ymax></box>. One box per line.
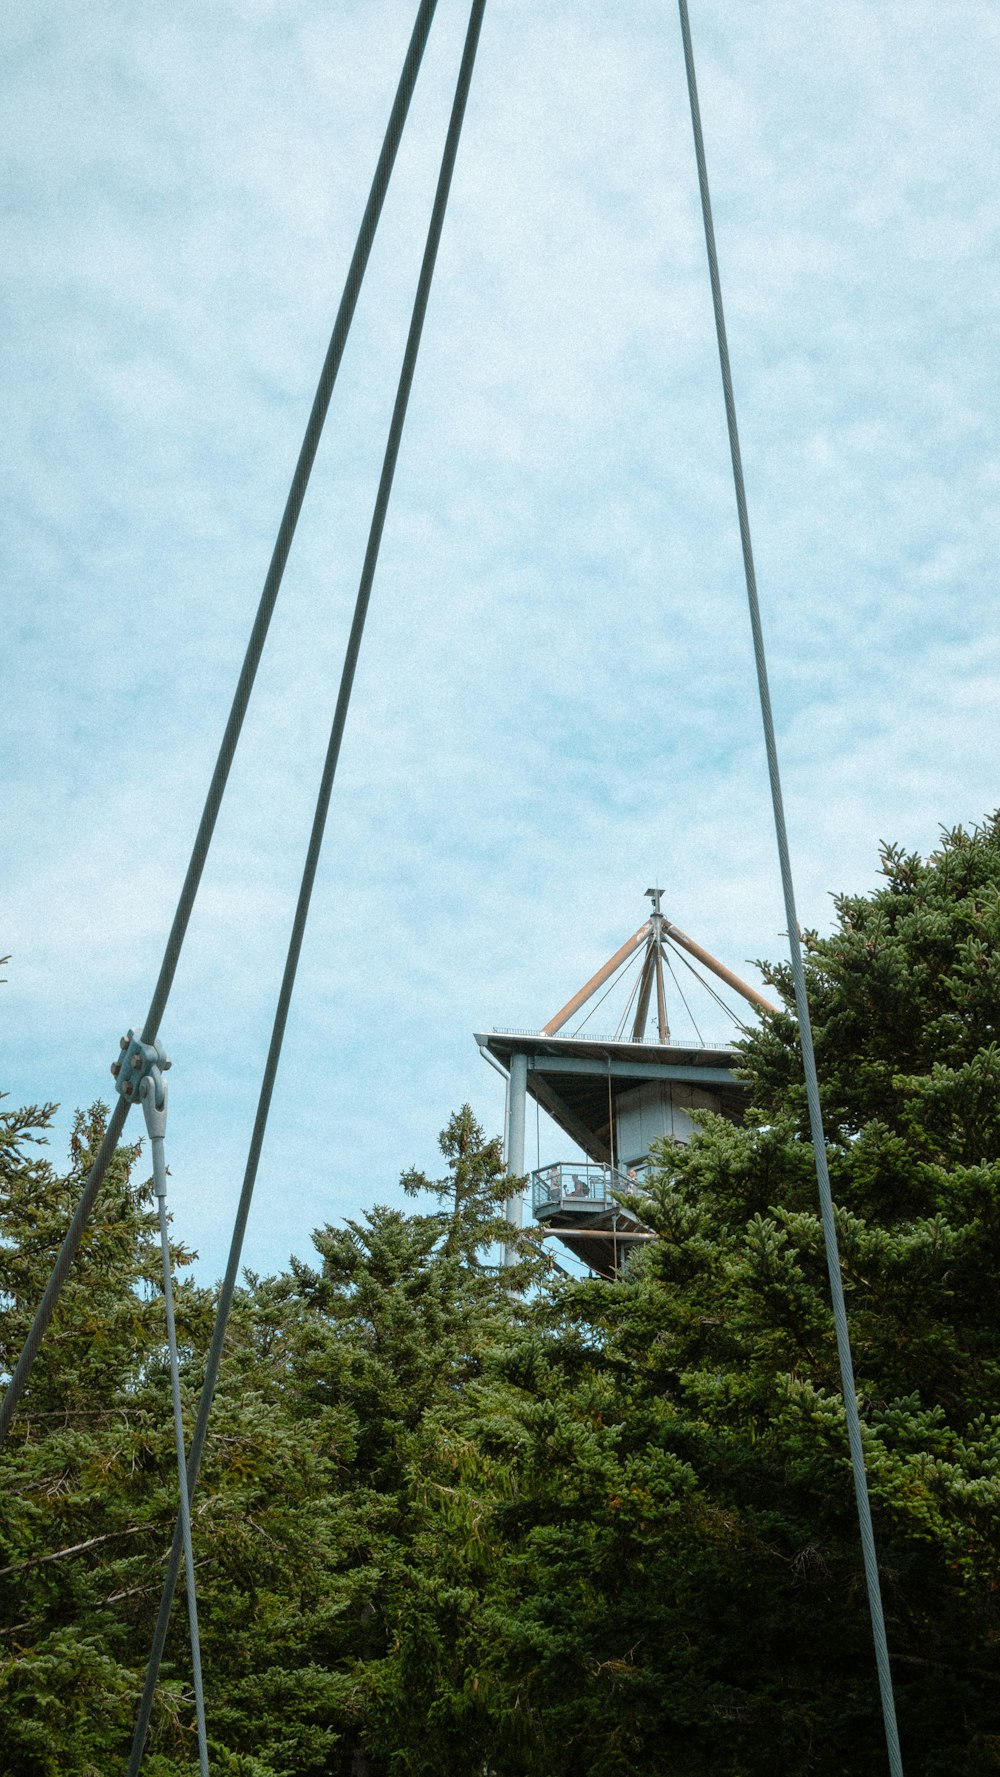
<box><xmin>529</xmin><ymin>1159</ymin><xmax>654</xmax><ymax>1278</ymax></box>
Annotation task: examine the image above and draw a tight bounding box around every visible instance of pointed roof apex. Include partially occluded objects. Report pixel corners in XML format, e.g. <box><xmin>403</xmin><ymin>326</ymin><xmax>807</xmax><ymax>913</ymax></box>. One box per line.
<box><xmin>540</xmin><ymin>897</ymin><xmax>778</xmax><ymax>1039</ymax></box>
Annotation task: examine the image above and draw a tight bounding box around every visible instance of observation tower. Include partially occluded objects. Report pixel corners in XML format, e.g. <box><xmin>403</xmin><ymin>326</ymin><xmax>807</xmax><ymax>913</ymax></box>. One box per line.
<box><xmin>476</xmin><ymin>890</ymin><xmax>776</xmax><ymax>1276</ymax></box>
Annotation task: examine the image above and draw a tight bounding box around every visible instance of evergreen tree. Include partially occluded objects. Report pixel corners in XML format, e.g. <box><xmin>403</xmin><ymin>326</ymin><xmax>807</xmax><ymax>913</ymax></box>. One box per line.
<box><xmin>283</xmin><ymin>1106</ymin><xmax>543</xmax><ymax>1772</ymax></box>
<box><xmin>0</xmin><ymin>1103</ymin><xmax>356</xmax><ymax>1776</ymax></box>
<box><xmin>5</xmin><ymin>820</ymin><xmax>1000</xmax><ymax>1773</ymax></box>
<box><xmin>422</xmin><ymin>821</ymin><xmax>1000</xmax><ymax>1774</ymax></box>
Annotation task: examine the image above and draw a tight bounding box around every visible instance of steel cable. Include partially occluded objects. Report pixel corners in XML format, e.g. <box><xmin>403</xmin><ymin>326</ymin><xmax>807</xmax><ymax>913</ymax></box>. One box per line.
<box><xmin>661</xmin><ymin>946</ymin><xmax>703</xmax><ymax>1044</ymax></box>
<box><xmin>0</xmin><ymin>0</ymin><xmax>440</xmax><ymax>1450</ymax></box>
<box><xmin>676</xmin><ymin>3</ymin><xmax>903</xmax><ymax>1770</ymax></box>
<box><xmin>571</xmin><ymin>944</ymin><xmax>645</xmax><ymax>1036</ymax></box>
<box><xmin>144</xmin><ymin>1074</ymin><xmax>210</xmax><ymax>1777</ymax></box>
<box><xmin>612</xmin><ymin>953</ymin><xmax>647</xmax><ymax>1040</ymax></box>
<box><xmin>663</xmin><ymin>936</ymin><xmax>743</xmax><ymax>1030</ymax></box>
<box><xmin>127</xmin><ymin>2</ymin><xmax>489</xmax><ymax>1764</ymax></box>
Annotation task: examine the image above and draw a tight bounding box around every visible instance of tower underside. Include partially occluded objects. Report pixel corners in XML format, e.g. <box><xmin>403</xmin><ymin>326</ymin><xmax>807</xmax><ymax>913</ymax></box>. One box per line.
<box><xmin>477</xmin><ymin>1030</ymin><xmax>748</xmax><ymax>1277</ymax></box>
<box><xmin>478</xmin><ymin>898</ymin><xmax>770</xmax><ymax>1278</ymax></box>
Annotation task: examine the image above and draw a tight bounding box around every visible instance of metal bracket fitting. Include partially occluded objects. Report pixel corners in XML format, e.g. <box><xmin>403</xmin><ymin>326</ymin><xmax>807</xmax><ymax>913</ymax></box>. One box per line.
<box><xmin>111</xmin><ymin>1030</ymin><xmax>171</xmax><ymax>1107</ymax></box>
<box><xmin>140</xmin><ymin>1068</ymin><xmax>169</xmax><ymax>1144</ymax></box>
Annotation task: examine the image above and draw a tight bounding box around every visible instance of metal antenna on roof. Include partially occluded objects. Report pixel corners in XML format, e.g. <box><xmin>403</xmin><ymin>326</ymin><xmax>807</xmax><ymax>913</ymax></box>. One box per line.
<box><xmin>644</xmin><ymin>887</ymin><xmax>670</xmax><ymax>1042</ymax></box>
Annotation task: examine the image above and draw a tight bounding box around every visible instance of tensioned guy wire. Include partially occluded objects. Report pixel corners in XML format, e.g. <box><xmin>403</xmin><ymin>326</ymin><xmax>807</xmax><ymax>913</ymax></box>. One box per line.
<box><xmin>661</xmin><ymin>947</ymin><xmax>703</xmax><ymax>1045</ymax></box>
<box><xmin>0</xmin><ymin>0</ymin><xmax>440</xmax><ymax>1450</ymax></box>
<box><xmin>664</xmin><ymin>937</ymin><xmax>742</xmax><ymax>1029</ymax></box>
<box><xmin>571</xmin><ymin>944</ymin><xmax>645</xmax><ymax>1036</ymax></box>
<box><xmin>127</xmin><ymin>2</ymin><xmax>489</xmax><ymax>1765</ymax></box>
<box><xmin>141</xmin><ymin>1070</ymin><xmax>210</xmax><ymax>1777</ymax></box>
<box><xmin>612</xmin><ymin>956</ymin><xmax>646</xmax><ymax>1041</ymax></box>
<box><xmin>676</xmin><ymin>4</ymin><xmax>904</xmax><ymax>1771</ymax></box>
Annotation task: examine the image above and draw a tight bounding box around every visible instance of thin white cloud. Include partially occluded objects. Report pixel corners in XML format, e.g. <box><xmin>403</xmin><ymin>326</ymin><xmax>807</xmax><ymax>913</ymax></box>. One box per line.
<box><xmin>4</xmin><ymin>0</ymin><xmax>1000</xmax><ymax>1278</ymax></box>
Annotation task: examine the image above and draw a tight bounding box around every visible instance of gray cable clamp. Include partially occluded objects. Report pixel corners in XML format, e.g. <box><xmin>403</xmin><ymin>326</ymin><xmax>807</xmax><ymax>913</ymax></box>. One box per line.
<box><xmin>111</xmin><ymin>1030</ymin><xmax>171</xmax><ymax>1107</ymax></box>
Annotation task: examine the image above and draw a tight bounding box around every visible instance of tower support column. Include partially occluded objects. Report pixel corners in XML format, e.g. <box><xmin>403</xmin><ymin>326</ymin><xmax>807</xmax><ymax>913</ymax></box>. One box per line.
<box><xmin>503</xmin><ymin>1051</ymin><xmax>527</xmax><ymax>1262</ymax></box>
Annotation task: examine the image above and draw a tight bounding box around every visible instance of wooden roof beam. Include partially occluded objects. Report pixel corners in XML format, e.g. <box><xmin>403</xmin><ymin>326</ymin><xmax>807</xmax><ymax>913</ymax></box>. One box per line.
<box><xmin>541</xmin><ymin>922</ymin><xmax>650</xmax><ymax>1036</ymax></box>
<box><xmin>663</xmin><ymin>920</ymin><xmax>778</xmax><ymax>1017</ymax></box>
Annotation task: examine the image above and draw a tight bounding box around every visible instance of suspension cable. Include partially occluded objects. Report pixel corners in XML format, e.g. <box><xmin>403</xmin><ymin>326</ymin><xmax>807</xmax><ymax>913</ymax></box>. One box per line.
<box><xmin>571</xmin><ymin>943</ymin><xmax>645</xmax><ymax>1036</ymax></box>
<box><xmin>127</xmin><ymin>4</ymin><xmax>489</xmax><ymax>1764</ymax></box>
<box><xmin>140</xmin><ymin>1067</ymin><xmax>210</xmax><ymax>1777</ymax></box>
<box><xmin>0</xmin><ymin>0</ymin><xmax>440</xmax><ymax>1452</ymax></box>
<box><xmin>663</xmin><ymin>936</ymin><xmax>743</xmax><ymax>1030</ymax></box>
<box><xmin>661</xmin><ymin>946</ymin><xmax>703</xmax><ymax>1044</ymax></box>
<box><xmin>613</xmin><ymin>953</ymin><xmax>647</xmax><ymax>1040</ymax></box>
<box><xmin>676</xmin><ymin>4</ymin><xmax>903</xmax><ymax>1770</ymax></box>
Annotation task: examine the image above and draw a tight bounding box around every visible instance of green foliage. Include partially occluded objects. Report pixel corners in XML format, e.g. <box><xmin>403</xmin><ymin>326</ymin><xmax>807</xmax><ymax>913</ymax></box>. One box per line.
<box><xmin>0</xmin><ymin>1103</ymin><xmax>353</xmax><ymax>1775</ymax></box>
<box><xmin>347</xmin><ymin>822</ymin><xmax>1000</xmax><ymax>1773</ymax></box>
<box><xmin>3</xmin><ymin>821</ymin><xmax>1000</xmax><ymax>1771</ymax></box>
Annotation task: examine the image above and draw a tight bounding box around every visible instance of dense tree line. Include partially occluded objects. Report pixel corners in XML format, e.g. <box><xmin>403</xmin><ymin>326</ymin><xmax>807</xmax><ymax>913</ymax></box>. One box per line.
<box><xmin>2</xmin><ymin>820</ymin><xmax>1000</xmax><ymax>1773</ymax></box>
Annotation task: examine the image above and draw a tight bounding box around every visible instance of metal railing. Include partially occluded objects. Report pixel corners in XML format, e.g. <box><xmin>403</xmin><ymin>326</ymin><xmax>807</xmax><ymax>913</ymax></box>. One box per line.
<box><xmin>530</xmin><ymin>1161</ymin><xmax>649</xmax><ymax>1215</ymax></box>
<box><xmin>491</xmin><ymin>1026</ymin><xmax>739</xmax><ymax>1050</ymax></box>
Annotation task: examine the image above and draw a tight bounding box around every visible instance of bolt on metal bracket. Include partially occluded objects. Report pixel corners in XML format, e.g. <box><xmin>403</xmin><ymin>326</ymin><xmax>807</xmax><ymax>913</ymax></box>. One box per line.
<box><xmin>110</xmin><ymin>1030</ymin><xmax>171</xmax><ymax>1105</ymax></box>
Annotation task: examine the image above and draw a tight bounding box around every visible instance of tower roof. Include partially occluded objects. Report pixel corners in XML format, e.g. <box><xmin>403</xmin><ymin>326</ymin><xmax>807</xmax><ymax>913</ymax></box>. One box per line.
<box><xmin>476</xmin><ymin>899</ymin><xmax>774</xmax><ymax>1162</ymax></box>
<box><xmin>475</xmin><ymin>1027</ymin><xmax>746</xmax><ymax>1164</ymax></box>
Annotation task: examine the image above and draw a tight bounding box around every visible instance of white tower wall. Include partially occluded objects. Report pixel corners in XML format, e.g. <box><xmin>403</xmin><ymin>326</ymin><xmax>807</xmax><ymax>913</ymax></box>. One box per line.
<box><xmin>615</xmin><ymin>1080</ymin><xmax>722</xmax><ymax>1166</ymax></box>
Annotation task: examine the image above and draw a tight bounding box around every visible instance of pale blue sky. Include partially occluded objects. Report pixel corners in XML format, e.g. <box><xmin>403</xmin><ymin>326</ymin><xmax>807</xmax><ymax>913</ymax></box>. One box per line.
<box><xmin>5</xmin><ymin>1</ymin><xmax>1000</xmax><ymax>1280</ymax></box>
